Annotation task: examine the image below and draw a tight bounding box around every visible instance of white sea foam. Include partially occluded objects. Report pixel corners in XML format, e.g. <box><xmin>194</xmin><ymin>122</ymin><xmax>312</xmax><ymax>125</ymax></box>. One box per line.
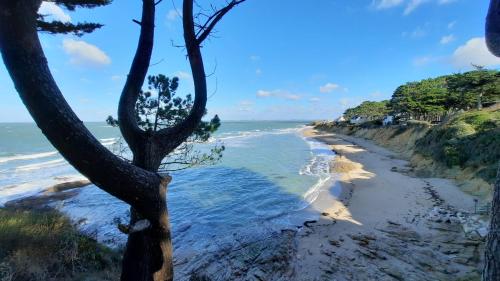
<box><xmin>216</xmin><ymin>127</ymin><xmax>301</xmax><ymax>143</ymax></box>
<box><xmin>101</xmin><ymin>141</ymin><xmax>117</xmax><ymax>146</ymax></box>
<box><xmin>99</xmin><ymin>138</ymin><xmax>118</xmax><ymax>147</ymax></box>
<box><xmin>0</xmin><ymin>174</ymin><xmax>86</xmax><ymax>206</ymax></box>
<box><xmin>15</xmin><ymin>159</ymin><xmax>66</xmax><ymax>172</ymax></box>
<box><xmin>100</xmin><ymin>138</ymin><xmax>117</xmax><ymax>142</ymax></box>
<box><xmin>0</xmin><ymin>151</ymin><xmax>58</xmax><ymax>164</ymax></box>
<box><xmin>300</xmin><ymin>137</ymin><xmax>336</xmax><ymax>204</ymax></box>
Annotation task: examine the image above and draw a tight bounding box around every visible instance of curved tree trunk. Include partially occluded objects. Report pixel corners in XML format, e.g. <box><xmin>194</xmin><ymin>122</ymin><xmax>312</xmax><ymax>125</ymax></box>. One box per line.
<box><xmin>483</xmin><ymin>164</ymin><xmax>500</xmax><ymax>281</ymax></box>
<box><xmin>0</xmin><ymin>1</ymin><xmax>173</xmax><ymax>280</ymax></box>
<box><xmin>487</xmin><ymin>0</ymin><xmax>500</xmax><ymax>57</ymax></box>
<box><xmin>121</xmin><ymin>150</ymin><xmax>174</xmax><ymax>281</ymax></box>
<box><xmin>121</xmin><ymin>206</ymin><xmax>173</xmax><ymax>281</ymax></box>
<box><xmin>1</xmin><ymin>1</ymin><xmax>244</xmax><ymax>280</ymax></box>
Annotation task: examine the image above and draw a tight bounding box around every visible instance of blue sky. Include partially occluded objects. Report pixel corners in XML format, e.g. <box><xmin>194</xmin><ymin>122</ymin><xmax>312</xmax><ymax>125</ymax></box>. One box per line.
<box><xmin>0</xmin><ymin>0</ymin><xmax>498</xmax><ymax>122</ymax></box>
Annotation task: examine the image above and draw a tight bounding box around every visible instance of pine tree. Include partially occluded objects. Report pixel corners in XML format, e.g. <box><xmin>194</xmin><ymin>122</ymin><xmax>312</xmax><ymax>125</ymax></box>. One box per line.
<box><xmin>37</xmin><ymin>0</ymin><xmax>111</xmax><ymax>36</ymax></box>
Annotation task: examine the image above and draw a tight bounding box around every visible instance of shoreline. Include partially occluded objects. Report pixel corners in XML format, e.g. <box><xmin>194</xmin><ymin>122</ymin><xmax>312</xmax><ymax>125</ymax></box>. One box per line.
<box><xmin>1</xmin><ymin>125</ymin><xmax>489</xmax><ymax>280</ymax></box>
<box><xmin>287</xmin><ymin>127</ymin><xmax>487</xmax><ymax>280</ymax></box>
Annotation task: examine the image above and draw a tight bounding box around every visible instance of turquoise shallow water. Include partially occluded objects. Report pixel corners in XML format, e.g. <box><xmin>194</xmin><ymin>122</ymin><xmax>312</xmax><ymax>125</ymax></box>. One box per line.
<box><xmin>0</xmin><ymin>121</ymin><xmax>336</xmax><ymax>255</ymax></box>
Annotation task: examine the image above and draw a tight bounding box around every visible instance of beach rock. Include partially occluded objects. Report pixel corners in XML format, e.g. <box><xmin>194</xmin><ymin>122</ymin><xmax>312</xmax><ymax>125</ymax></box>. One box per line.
<box><xmin>476</xmin><ymin>226</ymin><xmax>489</xmax><ymax>238</ymax></box>
<box><xmin>303</xmin><ymin>220</ymin><xmax>317</xmax><ymax>228</ymax></box>
<box><xmin>379</xmin><ymin>266</ymin><xmax>405</xmax><ymax>281</ymax></box>
<box><xmin>328</xmin><ymin>239</ymin><xmax>341</xmax><ymax>247</ymax></box>
<box><xmin>349</xmin><ymin>234</ymin><xmax>376</xmax><ymax>246</ymax></box>
<box><xmin>4</xmin><ymin>189</ymin><xmax>79</xmax><ymax>209</ymax></box>
<box><xmin>176</xmin><ymin>229</ymin><xmax>297</xmax><ymax>281</ymax></box>
<box><xmin>46</xmin><ymin>179</ymin><xmax>91</xmax><ymax>193</ymax></box>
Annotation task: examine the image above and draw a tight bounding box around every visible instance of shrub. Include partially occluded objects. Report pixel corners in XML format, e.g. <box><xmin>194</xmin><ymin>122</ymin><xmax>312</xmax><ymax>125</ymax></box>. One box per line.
<box><xmin>416</xmin><ymin>108</ymin><xmax>500</xmax><ymax>183</ymax></box>
<box><xmin>0</xmin><ymin>208</ymin><xmax>121</xmax><ymax>281</ymax></box>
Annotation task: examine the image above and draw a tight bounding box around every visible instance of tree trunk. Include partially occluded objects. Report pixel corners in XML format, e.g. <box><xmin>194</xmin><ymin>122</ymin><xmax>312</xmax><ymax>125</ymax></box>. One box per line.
<box><xmin>0</xmin><ymin>2</ymin><xmax>174</xmax><ymax>280</ymax></box>
<box><xmin>483</xmin><ymin>163</ymin><xmax>500</xmax><ymax>281</ymax></box>
<box><xmin>487</xmin><ymin>0</ymin><xmax>500</xmax><ymax>57</ymax></box>
<box><xmin>121</xmin><ymin>151</ymin><xmax>174</xmax><ymax>281</ymax></box>
<box><xmin>121</xmin><ymin>205</ymin><xmax>173</xmax><ymax>281</ymax></box>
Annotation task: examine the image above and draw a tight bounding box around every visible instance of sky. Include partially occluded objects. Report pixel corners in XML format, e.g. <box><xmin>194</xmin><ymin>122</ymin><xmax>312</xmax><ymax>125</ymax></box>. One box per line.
<box><xmin>0</xmin><ymin>0</ymin><xmax>498</xmax><ymax>122</ymax></box>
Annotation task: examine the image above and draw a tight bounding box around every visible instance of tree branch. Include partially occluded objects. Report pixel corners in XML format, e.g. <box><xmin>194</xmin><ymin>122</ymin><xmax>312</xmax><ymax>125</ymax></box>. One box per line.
<box><xmin>0</xmin><ymin>0</ymin><xmax>164</xmax><ymax>220</ymax></box>
<box><xmin>154</xmin><ymin>0</ymin><xmax>243</xmax><ymax>156</ymax></box>
<box><xmin>195</xmin><ymin>0</ymin><xmax>245</xmax><ymax>45</ymax></box>
<box><xmin>486</xmin><ymin>0</ymin><xmax>500</xmax><ymax>56</ymax></box>
<box><xmin>118</xmin><ymin>0</ymin><xmax>156</xmax><ymax>155</ymax></box>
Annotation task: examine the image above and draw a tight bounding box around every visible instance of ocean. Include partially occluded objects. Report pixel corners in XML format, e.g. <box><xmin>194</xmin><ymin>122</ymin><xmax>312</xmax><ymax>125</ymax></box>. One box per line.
<box><xmin>0</xmin><ymin>121</ymin><xmax>336</xmax><ymax>260</ymax></box>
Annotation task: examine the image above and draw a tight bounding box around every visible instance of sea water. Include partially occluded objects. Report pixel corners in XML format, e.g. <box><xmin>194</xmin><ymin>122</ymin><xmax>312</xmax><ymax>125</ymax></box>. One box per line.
<box><xmin>0</xmin><ymin>121</ymin><xmax>335</xmax><ymax>258</ymax></box>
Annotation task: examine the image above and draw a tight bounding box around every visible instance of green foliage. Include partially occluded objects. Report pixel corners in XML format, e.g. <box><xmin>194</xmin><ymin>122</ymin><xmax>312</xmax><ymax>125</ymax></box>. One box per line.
<box><xmin>37</xmin><ymin>0</ymin><xmax>111</xmax><ymax>36</ymax></box>
<box><xmin>0</xmin><ymin>207</ymin><xmax>120</xmax><ymax>281</ymax></box>
<box><xmin>49</xmin><ymin>0</ymin><xmax>112</xmax><ymax>11</ymax></box>
<box><xmin>107</xmin><ymin>74</ymin><xmax>224</xmax><ymax>171</ymax></box>
<box><xmin>36</xmin><ymin>21</ymin><xmax>103</xmax><ymax>36</ymax></box>
<box><xmin>415</xmin><ymin>108</ymin><xmax>500</xmax><ymax>183</ymax></box>
<box><xmin>446</xmin><ymin>67</ymin><xmax>500</xmax><ymax>110</ymax></box>
<box><xmin>343</xmin><ymin>100</ymin><xmax>389</xmax><ymax>120</ymax></box>
<box><xmin>389</xmin><ymin>77</ymin><xmax>448</xmax><ymax>121</ymax></box>
<box><xmin>387</xmin><ymin>68</ymin><xmax>500</xmax><ymax>122</ymax></box>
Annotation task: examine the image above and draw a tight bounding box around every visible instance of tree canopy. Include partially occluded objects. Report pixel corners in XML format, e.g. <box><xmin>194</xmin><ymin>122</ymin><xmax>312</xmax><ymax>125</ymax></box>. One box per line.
<box><xmin>344</xmin><ymin>68</ymin><xmax>500</xmax><ymax>123</ymax></box>
<box><xmin>343</xmin><ymin>100</ymin><xmax>390</xmax><ymax>120</ymax></box>
<box><xmin>37</xmin><ymin>0</ymin><xmax>111</xmax><ymax>36</ymax></box>
<box><xmin>107</xmin><ymin>74</ymin><xmax>224</xmax><ymax>172</ymax></box>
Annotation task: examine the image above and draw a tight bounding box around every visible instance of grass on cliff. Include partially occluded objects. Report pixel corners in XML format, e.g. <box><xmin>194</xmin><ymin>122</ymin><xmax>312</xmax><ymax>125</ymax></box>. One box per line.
<box><xmin>415</xmin><ymin>107</ymin><xmax>500</xmax><ymax>183</ymax></box>
<box><xmin>0</xmin><ymin>207</ymin><xmax>121</xmax><ymax>281</ymax></box>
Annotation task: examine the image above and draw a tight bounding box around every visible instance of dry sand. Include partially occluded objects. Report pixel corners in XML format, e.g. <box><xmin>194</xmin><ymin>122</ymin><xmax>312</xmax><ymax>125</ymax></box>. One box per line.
<box><xmin>290</xmin><ymin>128</ymin><xmax>486</xmax><ymax>280</ymax></box>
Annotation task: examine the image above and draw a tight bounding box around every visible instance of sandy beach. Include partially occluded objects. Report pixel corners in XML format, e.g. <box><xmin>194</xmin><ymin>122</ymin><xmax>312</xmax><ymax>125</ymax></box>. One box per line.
<box><xmin>1</xmin><ymin>126</ymin><xmax>490</xmax><ymax>280</ymax></box>
<box><xmin>290</xmin><ymin>127</ymin><xmax>487</xmax><ymax>280</ymax></box>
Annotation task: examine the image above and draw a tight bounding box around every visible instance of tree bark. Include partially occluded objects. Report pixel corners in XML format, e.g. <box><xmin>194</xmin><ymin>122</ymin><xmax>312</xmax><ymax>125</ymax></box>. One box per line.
<box><xmin>121</xmin><ymin>151</ymin><xmax>174</xmax><ymax>281</ymax></box>
<box><xmin>118</xmin><ymin>0</ymin><xmax>155</xmax><ymax>155</ymax></box>
<box><xmin>0</xmin><ymin>0</ymin><xmax>163</xmax><ymax>218</ymax></box>
<box><xmin>487</xmin><ymin>0</ymin><xmax>500</xmax><ymax>57</ymax></box>
<box><xmin>483</xmin><ymin>163</ymin><xmax>500</xmax><ymax>281</ymax></box>
<box><xmin>0</xmin><ymin>1</ymin><xmax>174</xmax><ymax>280</ymax></box>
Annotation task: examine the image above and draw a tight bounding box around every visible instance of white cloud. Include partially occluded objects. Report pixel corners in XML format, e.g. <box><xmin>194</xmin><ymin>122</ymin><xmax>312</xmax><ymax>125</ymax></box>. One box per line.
<box><xmin>451</xmin><ymin>37</ymin><xmax>500</xmax><ymax>68</ymax></box>
<box><xmin>372</xmin><ymin>0</ymin><xmax>404</xmax><ymax>9</ymax></box>
<box><xmin>38</xmin><ymin>2</ymin><xmax>71</xmax><ymax>23</ymax></box>
<box><xmin>256</xmin><ymin>89</ymin><xmax>302</xmax><ymax>100</ymax></box>
<box><xmin>166</xmin><ymin>9</ymin><xmax>181</xmax><ymax>21</ymax></box>
<box><xmin>309</xmin><ymin>97</ymin><xmax>320</xmax><ymax>102</ymax></box>
<box><xmin>62</xmin><ymin>39</ymin><xmax>111</xmax><ymax>66</ymax></box>
<box><xmin>440</xmin><ymin>34</ymin><xmax>455</xmax><ymax>44</ymax></box>
<box><xmin>175</xmin><ymin>71</ymin><xmax>192</xmax><ymax>80</ymax></box>
<box><xmin>319</xmin><ymin>83</ymin><xmax>340</xmax><ymax>93</ymax></box>
<box><xmin>256</xmin><ymin>68</ymin><xmax>262</xmax><ymax>75</ymax></box>
<box><xmin>438</xmin><ymin>0</ymin><xmax>456</xmax><ymax>4</ymax></box>
<box><xmin>404</xmin><ymin>0</ymin><xmax>430</xmax><ymax>15</ymax></box>
<box><xmin>373</xmin><ymin>0</ymin><xmax>456</xmax><ymax>15</ymax></box>
<box><xmin>448</xmin><ymin>21</ymin><xmax>457</xmax><ymax>29</ymax></box>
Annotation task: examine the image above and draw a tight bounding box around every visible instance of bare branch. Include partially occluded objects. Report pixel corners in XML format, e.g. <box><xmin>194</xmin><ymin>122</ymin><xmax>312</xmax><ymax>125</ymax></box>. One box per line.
<box><xmin>196</xmin><ymin>0</ymin><xmax>246</xmax><ymax>45</ymax></box>
<box><xmin>155</xmin><ymin>0</ymin><xmax>243</xmax><ymax>156</ymax></box>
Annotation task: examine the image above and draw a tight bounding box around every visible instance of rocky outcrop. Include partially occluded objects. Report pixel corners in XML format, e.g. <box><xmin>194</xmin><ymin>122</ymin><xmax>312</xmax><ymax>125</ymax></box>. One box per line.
<box><xmin>177</xmin><ymin>229</ymin><xmax>297</xmax><ymax>281</ymax></box>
